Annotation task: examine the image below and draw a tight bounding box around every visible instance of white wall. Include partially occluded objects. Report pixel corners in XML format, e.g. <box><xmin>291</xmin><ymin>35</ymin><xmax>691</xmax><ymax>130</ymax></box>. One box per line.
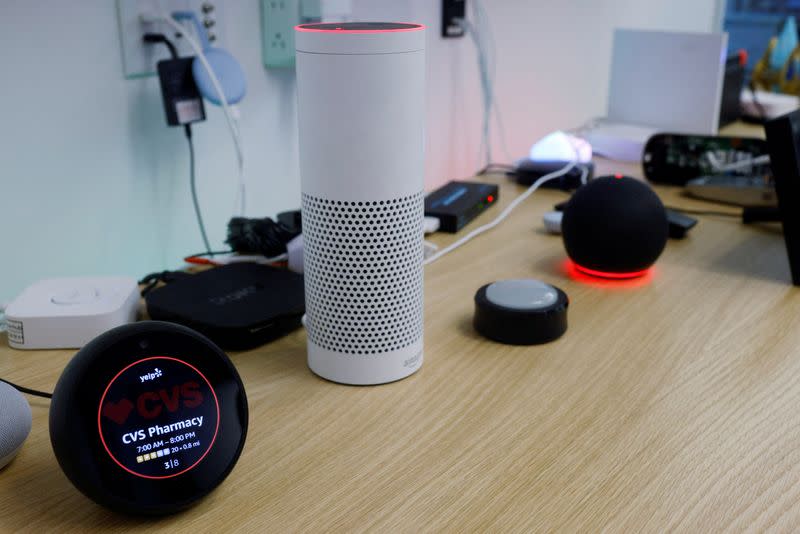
<box><xmin>0</xmin><ymin>0</ymin><xmax>719</xmax><ymax>303</ymax></box>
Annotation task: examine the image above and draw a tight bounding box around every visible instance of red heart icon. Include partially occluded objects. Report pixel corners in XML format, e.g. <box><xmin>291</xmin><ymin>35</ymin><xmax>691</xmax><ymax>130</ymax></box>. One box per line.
<box><xmin>102</xmin><ymin>399</ymin><xmax>134</xmax><ymax>425</ymax></box>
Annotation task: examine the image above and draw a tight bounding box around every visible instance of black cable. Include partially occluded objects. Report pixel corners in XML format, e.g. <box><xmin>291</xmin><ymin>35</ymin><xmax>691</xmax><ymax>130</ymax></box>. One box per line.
<box><xmin>143</xmin><ymin>34</ymin><xmax>212</xmax><ymax>256</ymax></box>
<box><xmin>185</xmin><ymin>125</ymin><xmax>213</xmax><ymax>256</ymax></box>
<box><xmin>226</xmin><ymin>217</ymin><xmax>299</xmax><ymax>258</ymax></box>
<box><xmin>138</xmin><ymin>269</ymin><xmax>193</xmax><ymax>297</ymax></box>
<box><xmin>0</xmin><ymin>378</ymin><xmax>52</xmax><ymax>399</ymax></box>
<box><xmin>665</xmin><ymin>205</ymin><xmax>741</xmax><ymax>218</ymax></box>
<box><xmin>143</xmin><ymin>33</ymin><xmax>179</xmax><ymax>59</ymax></box>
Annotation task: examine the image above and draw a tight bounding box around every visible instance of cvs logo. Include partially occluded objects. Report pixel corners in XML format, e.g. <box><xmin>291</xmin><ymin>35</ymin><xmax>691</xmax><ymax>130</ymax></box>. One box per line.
<box><xmin>137</xmin><ymin>381</ymin><xmax>204</xmax><ymax>419</ymax></box>
<box><xmin>102</xmin><ymin>381</ymin><xmax>204</xmax><ymax>425</ymax></box>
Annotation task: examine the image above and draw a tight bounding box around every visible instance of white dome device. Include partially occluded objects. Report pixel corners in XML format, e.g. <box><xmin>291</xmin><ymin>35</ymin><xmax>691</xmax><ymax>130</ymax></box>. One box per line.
<box><xmin>295</xmin><ymin>22</ymin><xmax>426</xmax><ymax>385</ymax></box>
<box><xmin>0</xmin><ymin>381</ymin><xmax>31</xmax><ymax>470</ymax></box>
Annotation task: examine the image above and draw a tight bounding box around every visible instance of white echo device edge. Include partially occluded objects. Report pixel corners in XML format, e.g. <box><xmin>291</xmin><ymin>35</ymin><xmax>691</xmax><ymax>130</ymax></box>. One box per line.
<box><xmin>295</xmin><ymin>22</ymin><xmax>426</xmax><ymax>385</ymax></box>
<box><xmin>4</xmin><ymin>277</ymin><xmax>139</xmax><ymax>350</ymax></box>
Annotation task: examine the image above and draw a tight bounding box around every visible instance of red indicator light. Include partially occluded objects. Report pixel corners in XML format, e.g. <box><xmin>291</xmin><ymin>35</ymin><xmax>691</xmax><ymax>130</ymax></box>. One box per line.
<box><xmin>487</xmin><ymin>195</ymin><xmax>494</xmax><ymax>203</ymax></box>
<box><xmin>563</xmin><ymin>260</ymin><xmax>655</xmax><ymax>288</ymax></box>
<box><xmin>614</xmin><ymin>174</ymin><xmax>623</xmax><ymax>180</ymax></box>
<box><xmin>573</xmin><ymin>263</ymin><xmax>649</xmax><ymax>279</ymax></box>
<box><xmin>295</xmin><ymin>24</ymin><xmax>426</xmax><ymax>34</ymax></box>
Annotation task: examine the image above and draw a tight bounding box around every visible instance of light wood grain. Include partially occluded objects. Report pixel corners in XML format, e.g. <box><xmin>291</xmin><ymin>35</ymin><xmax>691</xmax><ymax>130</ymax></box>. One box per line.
<box><xmin>4</xmin><ymin>124</ymin><xmax>800</xmax><ymax>532</ymax></box>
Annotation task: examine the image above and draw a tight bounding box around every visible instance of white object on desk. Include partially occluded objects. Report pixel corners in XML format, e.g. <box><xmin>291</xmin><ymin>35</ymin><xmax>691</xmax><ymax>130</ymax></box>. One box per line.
<box><xmin>529</xmin><ymin>131</ymin><xmax>592</xmax><ymax>163</ymax></box>
<box><xmin>4</xmin><ymin>277</ymin><xmax>139</xmax><ymax>350</ymax></box>
<box><xmin>584</xmin><ymin>29</ymin><xmax>728</xmax><ymax>162</ymax></box>
<box><xmin>0</xmin><ymin>381</ymin><xmax>30</xmax><ymax>470</ymax></box>
<box><xmin>543</xmin><ymin>211</ymin><xmax>564</xmax><ymax>234</ymax></box>
<box><xmin>741</xmin><ymin>89</ymin><xmax>800</xmax><ymax>120</ymax></box>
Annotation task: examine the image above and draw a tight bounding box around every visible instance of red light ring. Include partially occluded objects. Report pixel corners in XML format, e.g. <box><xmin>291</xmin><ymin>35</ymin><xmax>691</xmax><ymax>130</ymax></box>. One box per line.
<box><xmin>573</xmin><ymin>263</ymin><xmax>650</xmax><ymax>279</ymax></box>
<box><xmin>97</xmin><ymin>356</ymin><xmax>220</xmax><ymax>480</ymax></box>
<box><xmin>295</xmin><ymin>23</ymin><xmax>425</xmax><ymax>34</ymax></box>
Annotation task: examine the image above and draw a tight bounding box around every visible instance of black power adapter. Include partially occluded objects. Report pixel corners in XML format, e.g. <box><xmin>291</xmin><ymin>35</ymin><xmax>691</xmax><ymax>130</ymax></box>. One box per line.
<box><xmin>144</xmin><ymin>32</ymin><xmax>206</xmax><ymax>128</ymax></box>
<box><xmin>157</xmin><ymin>58</ymin><xmax>206</xmax><ymax>127</ymax></box>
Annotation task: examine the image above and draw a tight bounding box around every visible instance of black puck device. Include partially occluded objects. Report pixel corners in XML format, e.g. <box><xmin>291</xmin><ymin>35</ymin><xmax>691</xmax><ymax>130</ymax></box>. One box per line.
<box><xmin>425</xmin><ymin>180</ymin><xmax>499</xmax><ymax>232</ymax></box>
<box><xmin>474</xmin><ymin>279</ymin><xmax>569</xmax><ymax>345</ymax></box>
<box><xmin>49</xmin><ymin>321</ymin><xmax>248</xmax><ymax>515</ymax></box>
<box><xmin>145</xmin><ymin>263</ymin><xmax>305</xmax><ymax>350</ymax></box>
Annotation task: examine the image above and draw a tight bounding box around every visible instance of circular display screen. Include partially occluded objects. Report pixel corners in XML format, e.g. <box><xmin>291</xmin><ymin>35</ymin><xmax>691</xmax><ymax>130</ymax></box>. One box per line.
<box><xmin>97</xmin><ymin>356</ymin><xmax>220</xmax><ymax>479</ymax></box>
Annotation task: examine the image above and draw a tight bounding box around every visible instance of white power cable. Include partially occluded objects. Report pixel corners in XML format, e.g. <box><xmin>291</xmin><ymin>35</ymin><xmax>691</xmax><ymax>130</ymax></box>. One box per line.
<box><xmin>423</xmin><ymin>159</ymin><xmax>578</xmax><ymax>265</ymax></box>
<box><xmin>232</xmin><ymin>113</ymin><xmax>246</xmax><ymax>215</ymax></box>
<box><xmin>460</xmin><ymin>17</ymin><xmax>492</xmax><ymax>168</ymax></box>
<box><xmin>157</xmin><ymin>11</ymin><xmax>247</xmax><ymax>217</ymax></box>
<box><xmin>460</xmin><ymin>2</ymin><xmax>513</xmax><ymax>168</ymax></box>
<box><xmin>580</xmin><ymin>164</ymin><xmax>589</xmax><ymax>185</ymax></box>
<box><xmin>706</xmin><ymin>152</ymin><xmax>770</xmax><ymax>173</ymax></box>
<box><xmin>473</xmin><ymin>0</ymin><xmax>512</xmax><ymax>164</ymax></box>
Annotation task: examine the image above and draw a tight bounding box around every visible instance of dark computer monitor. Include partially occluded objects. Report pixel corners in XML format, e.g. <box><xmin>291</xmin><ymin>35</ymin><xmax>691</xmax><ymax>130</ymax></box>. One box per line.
<box><xmin>764</xmin><ymin>109</ymin><xmax>800</xmax><ymax>286</ymax></box>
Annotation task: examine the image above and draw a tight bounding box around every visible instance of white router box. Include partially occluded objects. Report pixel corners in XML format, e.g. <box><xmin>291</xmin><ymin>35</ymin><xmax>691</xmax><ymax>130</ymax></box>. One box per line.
<box><xmin>4</xmin><ymin>277</ymin><xmax>139</xmax><ymax>350</ymax></box>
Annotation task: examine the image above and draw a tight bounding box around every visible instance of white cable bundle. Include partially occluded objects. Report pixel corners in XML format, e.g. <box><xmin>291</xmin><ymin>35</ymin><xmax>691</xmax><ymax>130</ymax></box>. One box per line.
<box><xmin>459</xmin><ymin>0</ymin><xmax>512</xmax><ymax>167</ymax></box>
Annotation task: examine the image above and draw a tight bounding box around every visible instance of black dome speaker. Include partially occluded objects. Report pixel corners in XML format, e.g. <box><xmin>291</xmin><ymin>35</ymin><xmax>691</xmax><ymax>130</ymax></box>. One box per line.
<box><xmin>561</xmin><ymin>175</ymin><xmax>668</xmax><ymax>278</ymax></box>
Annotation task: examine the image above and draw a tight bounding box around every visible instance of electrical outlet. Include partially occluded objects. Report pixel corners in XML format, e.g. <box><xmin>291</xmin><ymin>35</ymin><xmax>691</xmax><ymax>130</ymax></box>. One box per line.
<box><xmin>261</xmin><ymin>0</ymin><xmax>301</xmax><ymax>69</ymax></box>
<box><xmin>442</xmin><ymin>0</ymin><xmax>466</xmax><ymax>38</ymax></box>
<box><xmin>116</xmin><ymin>0</ymin><xmax>225</xmax><ymax>79</ymax></box>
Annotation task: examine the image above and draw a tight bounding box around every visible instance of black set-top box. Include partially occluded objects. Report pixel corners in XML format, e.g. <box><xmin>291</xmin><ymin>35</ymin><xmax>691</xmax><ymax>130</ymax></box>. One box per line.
<box><xmin>424</xmin><ymin>180</ymin><xmax>499</xmax><ymax>233</ymax></box>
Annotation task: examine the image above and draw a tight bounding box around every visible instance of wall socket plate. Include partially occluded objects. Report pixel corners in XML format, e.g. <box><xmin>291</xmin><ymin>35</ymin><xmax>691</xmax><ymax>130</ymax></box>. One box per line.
<box><xmin>117</xmin><ymin>0</ymin><xmax>225</xmax><ymax>79</ymax></box>
<box><xmin>261</xmin><ymin>0</ymin><xmax>299</xmax><ymax>69</ymax></box>
<box><xmin>261</xmin><ymin>0</ymin><xmax>321</xmax><ymax>69</ymax></box>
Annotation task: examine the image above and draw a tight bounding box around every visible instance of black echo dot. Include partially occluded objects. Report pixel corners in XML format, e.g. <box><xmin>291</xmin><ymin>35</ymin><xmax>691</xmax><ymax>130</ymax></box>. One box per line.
<box><xmin>474</xmin><ymin>279</ymin><xmax>569</xmax><ymax>345</ymax></box>
<box><xmin>49</xmin><ymin>321</ymin><xmax>248</xmax><ymax>516</ymax></box>
<box><xmin>561</xmin><ymin>175</ymin><xmax>668</xmax><ymax>278</ymax></box>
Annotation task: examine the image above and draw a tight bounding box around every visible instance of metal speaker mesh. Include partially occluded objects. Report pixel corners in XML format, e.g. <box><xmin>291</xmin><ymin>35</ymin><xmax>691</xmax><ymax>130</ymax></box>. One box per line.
<box><xmin>302</xmin><ymin>192</ymin><xmax>424</xmax><ymax>355</ymax></box>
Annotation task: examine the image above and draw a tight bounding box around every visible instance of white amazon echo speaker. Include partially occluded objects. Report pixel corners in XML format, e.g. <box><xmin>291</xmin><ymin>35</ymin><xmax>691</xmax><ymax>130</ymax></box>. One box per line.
<box><xmin>295</xmin><ymin>22</ymin><xmax>426</xmax><ymax>385</ymax></box>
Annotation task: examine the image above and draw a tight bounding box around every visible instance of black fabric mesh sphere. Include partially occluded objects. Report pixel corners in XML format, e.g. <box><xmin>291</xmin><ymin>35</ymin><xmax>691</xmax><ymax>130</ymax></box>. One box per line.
<box><xmin>561</xmin><ymin>176</ymin><xmax>668</xmax><ymax>274</ymax></box>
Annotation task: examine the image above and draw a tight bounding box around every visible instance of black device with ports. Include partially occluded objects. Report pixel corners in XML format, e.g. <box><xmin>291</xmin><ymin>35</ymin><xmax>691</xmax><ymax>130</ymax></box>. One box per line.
<box><xmin>642</xmin><ymin>133</ymin><xmax>770</xmax><ymax>185</ymax></box>
<box><xmin>145</xmin><ymin>263</ymin><xmax>306</xmax><ymax>350</ymax></box>
<box><xmin>424</xmin><ymin>180</ymin><xmax>499</xmax><ymax>233</ymax></box>
<box><xmin>514</xmin><ymin>159</ymin><xmax>595</xmax><ymax>190</ymax></box>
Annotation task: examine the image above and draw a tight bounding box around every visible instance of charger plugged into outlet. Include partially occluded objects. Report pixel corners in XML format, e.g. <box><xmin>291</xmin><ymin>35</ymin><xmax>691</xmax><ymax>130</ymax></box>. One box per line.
<box><xmin>116</xmin><ymin>0</ymin><xmax>224</xmax><ymax>78</ymax></box>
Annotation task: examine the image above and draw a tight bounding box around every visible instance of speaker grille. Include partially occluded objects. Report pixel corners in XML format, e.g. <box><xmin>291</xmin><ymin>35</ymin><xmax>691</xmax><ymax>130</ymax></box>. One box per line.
<box><xmin>302</xmin><ymin>192</ymin><xmax>424</xmax><ymax>355</ymax></box>
<box><xmin>0</xmin><ymin>382</ymin><xmax>31</xmax><ymax>468</ymax></box>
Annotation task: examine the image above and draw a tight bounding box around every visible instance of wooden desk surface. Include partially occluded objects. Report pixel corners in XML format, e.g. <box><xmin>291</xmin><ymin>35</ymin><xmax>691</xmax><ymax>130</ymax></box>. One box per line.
<box><xmin>4</xmin><ymin>125</ymin><xmax>800</xmax><ymax>532</ymax></box>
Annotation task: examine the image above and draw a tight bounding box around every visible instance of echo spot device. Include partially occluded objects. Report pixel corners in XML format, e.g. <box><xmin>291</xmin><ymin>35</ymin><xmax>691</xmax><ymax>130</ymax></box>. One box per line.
<box><xmin>561</xmin><ymin>175</ymin><xmax>668</xmax><ymax>278</ymax></box>
<box><xmin>49</xmin><ymin>321</ymin><xmax>248</xmax><ymax>515</ymax></box>
<box><xmin>474</xmin><ymin>279</ymin><xmax>569</xmax><ymax>345</ymax></box>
